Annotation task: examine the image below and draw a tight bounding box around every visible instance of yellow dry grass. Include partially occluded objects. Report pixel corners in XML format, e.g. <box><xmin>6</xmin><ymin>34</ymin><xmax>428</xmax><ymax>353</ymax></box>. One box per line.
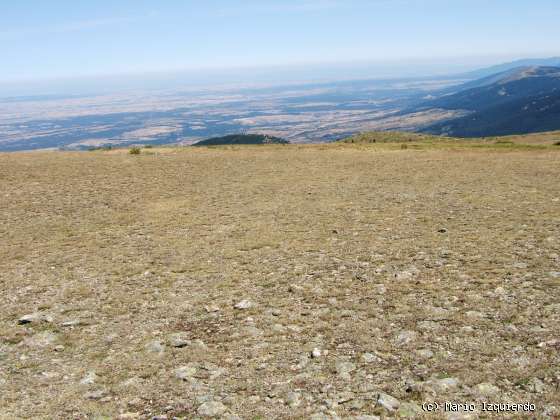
<box><xmin>0</xmin><ymin>141</ymin><xmax>559</xmax><ymax>419</ymax></box>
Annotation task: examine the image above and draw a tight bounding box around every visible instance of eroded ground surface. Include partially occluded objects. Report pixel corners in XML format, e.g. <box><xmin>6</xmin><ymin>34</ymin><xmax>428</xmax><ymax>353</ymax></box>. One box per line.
<box><xmin>1</xmin><ymin>144</ymin><xmax>559</xmax><ymax>419</ymax></box>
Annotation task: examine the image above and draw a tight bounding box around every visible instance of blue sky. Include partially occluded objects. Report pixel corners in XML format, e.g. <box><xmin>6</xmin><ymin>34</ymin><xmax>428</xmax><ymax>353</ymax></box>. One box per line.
<box><xmin>1</xmin><ymin>0</ymin><xmax>560</xmax><ymax>82</ymax></box>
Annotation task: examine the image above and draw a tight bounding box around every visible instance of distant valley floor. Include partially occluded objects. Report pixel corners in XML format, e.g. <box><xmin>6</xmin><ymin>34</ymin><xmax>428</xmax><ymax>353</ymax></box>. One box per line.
<box><xmin>0</xmin><ymin>77</ymin><xmax>463</xmax><ymax>151</ymax></box>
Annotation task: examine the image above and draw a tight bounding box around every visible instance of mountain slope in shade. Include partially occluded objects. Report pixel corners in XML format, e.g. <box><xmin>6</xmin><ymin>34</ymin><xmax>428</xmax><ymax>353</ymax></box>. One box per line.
<box><xmin>421</xmin><ymin>66</ymin><xmax>560</xmax><ymax>137</ymax></box>
<box><xmin>427</xmin><ymin>66</ymin><xmax>560</xmax><ymax>110</ymax></box>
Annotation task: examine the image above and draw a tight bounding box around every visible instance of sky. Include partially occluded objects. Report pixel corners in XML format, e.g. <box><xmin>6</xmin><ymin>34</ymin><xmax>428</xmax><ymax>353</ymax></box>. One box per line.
<box><xmin>1</xmin><ymin>0</ymin><xmax>560</xmax><ymax>84</ymax></box>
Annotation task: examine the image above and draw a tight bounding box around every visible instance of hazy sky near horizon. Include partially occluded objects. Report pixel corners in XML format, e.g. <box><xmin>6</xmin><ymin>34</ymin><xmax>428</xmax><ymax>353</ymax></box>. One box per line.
<box><xmin>2</xmin><ymin>0</ymin><xmax>560</xmax><ymax>82</ymax></box>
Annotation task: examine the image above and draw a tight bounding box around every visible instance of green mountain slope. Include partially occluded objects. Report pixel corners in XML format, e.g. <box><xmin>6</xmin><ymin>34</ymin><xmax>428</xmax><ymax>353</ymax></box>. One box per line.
<box><xmin>192</xmin><ymin>134</ymin><xmax>289</xmax><ymax>146</ymax></box>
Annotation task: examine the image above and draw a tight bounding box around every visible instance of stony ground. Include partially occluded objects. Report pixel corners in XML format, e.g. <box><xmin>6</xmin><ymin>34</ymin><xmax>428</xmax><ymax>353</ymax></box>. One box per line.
<box><xmin>1</xmin><ymin>141</ymin><xmax>559</xmax><ymax>419</ymax></box>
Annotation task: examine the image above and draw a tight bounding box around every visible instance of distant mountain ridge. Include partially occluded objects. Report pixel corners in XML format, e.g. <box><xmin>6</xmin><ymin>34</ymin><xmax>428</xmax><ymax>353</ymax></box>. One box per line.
<box><xmin>420</xmin><ymin>66</ymin><xmax>560</xmax><ymax>137</ymax></box>
<box><xmin>460</xmin><ymin>57</ymin><xmax>560</xmax><ymax>80</ymax></box>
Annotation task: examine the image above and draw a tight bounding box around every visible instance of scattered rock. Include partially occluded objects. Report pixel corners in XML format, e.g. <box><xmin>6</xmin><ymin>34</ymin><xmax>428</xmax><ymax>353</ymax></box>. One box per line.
<box><xmin>494</xmin><ymin>286</ymin><xmax>506</xmax><ymax>295</ymax></box>
<box><xmin>272</xmin><ymin>323</ymin><xmax>287</xmax><ymax>333</ymax></box>
<box><xmin>118</xmin><ymin>413</ymin><xmax>140</xmax><ymax>420</ymax></box>
<box><xmin>127</xmin><ymin>397</ymin><xmax>143</xmax><ymax>407</ymax></box>
<box><xmin>350</xmin><ymin>399</ymin><xmax>368</xmax><ymax>410</ymax></box>
<box><xmin>310</xmin><ymin>413</ymin><xmax>337</xmax><ymax>420</ymax></box>
<box><xmin>247</xmin><ymin>395</ymin><xmax>260</xmax><ymax>404</ymax></box>
<box><xmin>446</xmin><ymin>413</ymin><xmax>476</xmax><ymax>420</ymax></box>
<box><xmin>543</xmin><ymin>404</ymin><xmax>559</xmax><ymax>418</ymax></box>
<box><xmin>397</xmin><ymin>402</ymin><xmax>423</xmax><ymax>417</ymax></box>
<box><xmin>525</xmin><ymin>378</ymin><xmax>546</xmax><ymax>393</ymax></box>
<box><xmin>474</xmin><ymin>382</ymin><xmax>500</xmax><ymax>397</ymax></box>
<box><xmin>244</xmin><ymin>326</ymin><xmax>263</xmax><ymax>337</ymax></box>
<box><xmin>222</xmin><ymin>415</ymin><xmax>243</xmax><ymax>420</ymax></box>
<box><xmin>311</xmin><ymin>348</ymin><xmax>322</xmax><ymax>358</ymax></box>
<box><xmin>286</xmin><ymin>391</ymin><xmax>302</xmax><ymax>407</ymax></box>
<box><xmin>440</xmin><ymin>249</ymin><xmax>452</xmax><ymax>258</ymax></box>
<box><xmin>537</xmin><ymin>339</ymin><xmax>560</xmax><ymax>348</ymax></box>
<box><xmin>377</xmin><ymin>392</ymin><xmax>400</xmax><ymax>411</ymax></box>
<box><xmin>234</xmin><ymin>300</ymin><xmax>252</xmax><ymax>310</ymax></box>
<box><xmin>425</xmin><ymin>377</ymin><xmax>460</xmax><ymax>393</ymax></box>
<box><xmin>417</xmin><ymin>320</ymin><xmax>441</xmax><ymax>331</ymax></box>
<box><xmin>296</xmin><ymin>354</ymin><xmax>310</xmax><ymax>370</ymax></box>
<box><xmin>18</xmin><ymin>312</ymin><xmax>53</xmax><ymax>325</ymax></box>
<box><xmin>465</xmin><ymin>310</ymin><xmax>484</xmax><ymax>319</ymax></box>
<box><xmin>335</xmin><ymin>360</ymin><xmax>356</xmax><ymax>379</ymax></box>
<box><xmin>335</xmin><ymin>391</ymin><xmax>355</xmax><ymax>405</ymax></box>
<box><xmin>545</xmin><ymin>303</ymin><xmax>560</xmax><ymax>313</ymax></box>
<box><xmin>190</xmin><ymin>339</ymin><xmax>208</xmax><ymax>350</ymax></box>
<box><xmin>416</xmin><ymin>349</ymin><xmax>434</xmax><ymax>359</ymax></box>
<box><xmin>288</xmin><ymin>284</ymin><xmax>304</xmax><ymax>293</ymax></box>
<box><xmin>428</xmin><ymin>306</ymin><xmax>451</xmax><ymax>318</ymax></box>
<box><xmin>197</xmin><ymin>401</ymin><xmax>227</xmax><ymax>417</ymax></box>
<box><xmin>511</xmin><ymin>354</ymin><xmax>531</xmax><ymax>367</ymax></box>
<box><xmin>394</xmin><ymin>271</ymin><xmax>414</xmax><ymax>281</ymax></box>
<box><xmin>361</xmin><ymin>352</ymin><xmax>381</xmax><ymax>364</ymax></box>
<box><xmin>40</xmin><ymin>371</ymin><xmax>60</xmax><ymax>380</ymax></box>
<box><xmin>120</xmin><ymin>377</ymin><xmax>143</xmax><ymax>388</ymax></box>
<box><xmin>168</xmin><ymin>333</ymin><xmax>189</xmax><ymax>348</ymax></box>
<box><xmin>80</xmin><ymin>371</ymin><xmax>97</xmax><ymax>385</ymax></box>
<box><xmin>84</xmin><ymin>389</ymin><xmax>107</xmax><ymax>400</ymax></box>
<box><xmin>287</xmin><ymin>324</ymin><xmax>303</xmax><ymax>333</ymax></box>
<box><xmin>145</xmin><ymin>340</ymin><xmax>165</xmax><ymax>354</ymax></box>
<box><xmin>175</xmin><ymin>365</ymin><xmax>197</xmax><ymax>380</ymax></box>
<box><xmin>208</xmin><ymin>367</ymin><xmax>227</xmax><ymax>380</ymax></box>
<box><xmin>394</xmin><ymin>330</ymin><xmax>417</xmax><ymax>346</ymax></box>
<box><xmin>23</xmin><ymin>331</ymin><xmax>57</xmax><ymax>348</ymax></box>
<box><xmin>61</xmin><ymin>319</ymin><xmax>82</xmax><ymax>327</ymax></box>
<box><xmin>340</xmin><ymin>309</ymin><xmax>354</xmax><ymax>318</ymax></box>
<box><xmin>374</xmin><ymin>284</ymin><xmax>387</xmax><ymax>294</ymax></box>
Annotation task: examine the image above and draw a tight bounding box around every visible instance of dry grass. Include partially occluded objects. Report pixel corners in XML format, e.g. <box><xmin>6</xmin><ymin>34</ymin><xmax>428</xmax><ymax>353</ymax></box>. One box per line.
<box><xmin>341</xmin><ymin>130</ymin><xmax>560</xmax><ymax>148</ymax></box>
<box><xmin>1</xmin><ymin>141</ymin><xmax>559</xmax><ymax>419</ymax></box>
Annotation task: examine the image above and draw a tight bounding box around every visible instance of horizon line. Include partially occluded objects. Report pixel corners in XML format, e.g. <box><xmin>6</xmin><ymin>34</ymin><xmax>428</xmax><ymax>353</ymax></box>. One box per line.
<box><xmin>3</xmin><ymin>53</ymin><xmax>560</xmax><ymax>85</ymax></box>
